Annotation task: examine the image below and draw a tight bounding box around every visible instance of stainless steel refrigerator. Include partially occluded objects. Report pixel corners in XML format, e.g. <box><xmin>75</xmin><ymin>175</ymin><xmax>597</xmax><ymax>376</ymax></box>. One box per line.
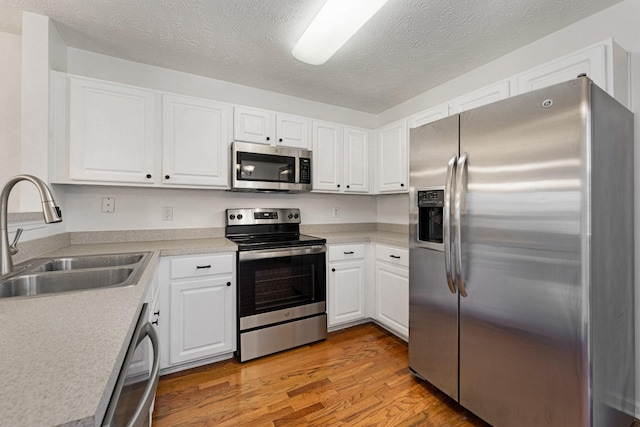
<box><xmin>409</xmin><ymin>77</ymin><xmax>635</xmax><ymax>427</ymax></box>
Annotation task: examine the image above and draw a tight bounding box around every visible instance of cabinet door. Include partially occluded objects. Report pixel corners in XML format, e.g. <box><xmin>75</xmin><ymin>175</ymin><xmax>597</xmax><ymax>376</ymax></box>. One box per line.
<box><xmin>375</xmin><ymin>262</ymin><xmax>409</xmax><ymax>338</ymax></box>
<box><xmin>451</xmin><ymin>80</ymin><xmax>510</xmax><ymax>114</ymax></box>
<box><xmin>162</xmin><ymin>95</ymin><xmax>230</xmax><ymax>188</ymax></box>
<box><xmin>69</xmin><ymin>77</ymin><xmax>157</xmax><ymax>184</ymax></box>
<box><xmin>169</xmin><ymin>276</ymin><xmax>234</xmax><ymax>365</ymax></box>
<box><xmin>377</xmin><ymin>119</ymin><xmax>408</xmax><ymax>193</ymax></box>
<box><xmin>233</xmin><ymin>106</ymin><xmax>273</xmax><ymax>144</ymax></box>
<box><xmin>515</xmin><ymin>42</ymin><xmax>609</xmax><ymax>96</ymax></box>
<box><xmin>312</xmin><ymin>120</ymin><xmax>342</xmax><ymax>192</ymax></box>
<box><xmin>410</xmin><ymin>102</ymin><xmax>450</xmax><ymax>128</ymax></box>
<box><xmin>343</xmin><ymin>127</ymin><xmax>369</xmax><ymax>193</ymax></box>
<box><xmin>276</xmin><ymin>113</ymin><xmax>310</xmax><ymax>149</ymax></box>
<box><xmin>328</xmin><ymin>260</ymin><xmax>365</xmax><ymax>326</ymax></box>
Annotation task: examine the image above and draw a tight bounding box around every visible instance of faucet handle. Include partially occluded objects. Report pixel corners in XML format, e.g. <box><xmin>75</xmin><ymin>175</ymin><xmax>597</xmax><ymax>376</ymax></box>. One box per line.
<box><xmin>10</xmin><ymin>228</ymin><xmax>23</xmax><ymax>255</ymax></box>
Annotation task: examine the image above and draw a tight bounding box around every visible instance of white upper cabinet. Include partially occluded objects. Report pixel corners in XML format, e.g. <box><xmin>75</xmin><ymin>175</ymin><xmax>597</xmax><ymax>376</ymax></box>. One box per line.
<box><xmin>451</xmin><ymin>80</ymin><xmax>511</xmax><ymax>114</ymax></box>
<box><xmin>162</xmin><ymin>94</ymin><xmax>230</xmax><ymax>188</ymax></box>
<box><xmin>409</xmin><ymin>102</ymin><xmax>450</xmax><ymax>129</ymax></box>
<box><xmin>233</xmin><ymin>106</ymin><xmax>310</xmax><ymax>149</ymax></box>
<box><xmin>514</xmin><ymin>39</ymin><xmax>629</xmax><ymax>107</ymax></box>
<box><xmin>312</xmin><ymin>120</ymin><xmax>343</xmax><ymax>192</ymax></box>
<box><xmin>276</xmin><ymin>113</ymin><xmax>310</xmax><ymax>149</ymax></box>
<box><xmin>343</xmin><ymin>126</ymin><xmax>370</xmax><ymax>193</ymax></box>
<box><xmin>377</xmin><ymin>119</ymin><xmax>408</xmax><ymax>193</ymax></box>
<box><xmin>55</xmin><ymin>73</ymin><xmax>233</xmax><ymax>189</ymax></box>
<box><xmin>233</xmin><ymin>106</ymin><xmax>273</xmax><ymax>145</ymax></box>
<box><xmin>68</xmin><ymin>76</ymin><xmax>157</xmax><ymax>184</ymax></box>
<box><xmin>313</xmin><ymin>122</ymin><xmax>369</xmax><ymax>194</ymax></box>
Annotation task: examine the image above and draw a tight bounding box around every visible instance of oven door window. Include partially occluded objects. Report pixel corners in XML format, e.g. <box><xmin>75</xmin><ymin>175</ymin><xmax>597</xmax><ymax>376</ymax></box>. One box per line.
<box><xmin>238</xmin><ymin>252</ymin><xmax>326</xmax><ymax>317</ymax></box>
<box><xmin>237</xmin><ymin>152</ymin><xmax>295</xmax><ymax>183</ymax></box>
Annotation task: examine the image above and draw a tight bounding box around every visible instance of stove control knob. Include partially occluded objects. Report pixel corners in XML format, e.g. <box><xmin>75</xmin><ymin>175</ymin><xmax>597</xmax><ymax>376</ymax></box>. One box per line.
<box><xmin>237</xmin><ymin>214</ymin><xmax>243</xmax><ymax>220</ymax></box>
<box><xmin>294</xmin><ymin>213</ymin><xmax>299</xmax><ymax>219</ymax></box>
<box><xmin>274</xmin><ymin>213</ymin><xmax>278</xmax><ymax>219</ymax></box>
<box><xmin>229</xmin><ymin>214</ymin><xmax>235</xmax><ymax>220</ymax></box>
<box><xmin>288</xmin><ymin>213</ymin><xmax>293</xmax><ymax>219</ymax></box>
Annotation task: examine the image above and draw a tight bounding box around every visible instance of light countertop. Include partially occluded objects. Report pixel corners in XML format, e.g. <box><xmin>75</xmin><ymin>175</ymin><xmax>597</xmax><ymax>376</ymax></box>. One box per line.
<box><xmin>0</xmin><ymin>231</ymin><xmax>406</xmax><ymax>426</ymax></box>
<box><xmin>0</xmin><ymin>237</ymin><xmax>236</xmax><ymax>427</ymax></box>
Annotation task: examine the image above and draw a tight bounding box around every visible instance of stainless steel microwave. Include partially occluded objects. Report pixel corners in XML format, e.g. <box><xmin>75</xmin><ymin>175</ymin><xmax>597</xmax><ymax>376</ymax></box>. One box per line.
<box><xmin>231</xmin><ymin>141</ymin><xmax>312</xmax><ymax>193</ymax></box>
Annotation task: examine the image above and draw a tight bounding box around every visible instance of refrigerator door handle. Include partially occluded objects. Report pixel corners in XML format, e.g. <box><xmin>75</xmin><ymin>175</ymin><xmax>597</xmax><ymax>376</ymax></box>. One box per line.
<box><xmin>444</xmin><ymin>155</ymin><xmax>457</xmax><ymax>294</ymax></box>
<box><xmin>454</xmin><ymin>152</ymin><xmax>468</xmax><ymax>297</ymax></box>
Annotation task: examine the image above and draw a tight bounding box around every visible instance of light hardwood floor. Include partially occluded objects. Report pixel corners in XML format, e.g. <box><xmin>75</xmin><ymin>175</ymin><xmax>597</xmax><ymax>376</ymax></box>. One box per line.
<box><xmin>153</xmin><ymin>323</ymin><xmax>639</xmax><ymax>426</ymax></box>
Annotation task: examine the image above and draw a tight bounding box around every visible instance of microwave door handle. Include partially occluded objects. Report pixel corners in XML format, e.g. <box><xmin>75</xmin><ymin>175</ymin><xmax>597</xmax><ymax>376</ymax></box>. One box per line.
<box><xmin>126</xmin><ymin>322</ymin><xmax>160</xmax><ymax>427</ymax></box>
<box><xmin>454</xmin><ymin>153</ymin><xmax>468</xmax><ymax>297</ymax></box>
<box><xmin>444</xmin><ymin>155</ymin><xmax>457</xmax><ymax>294</ymax></box>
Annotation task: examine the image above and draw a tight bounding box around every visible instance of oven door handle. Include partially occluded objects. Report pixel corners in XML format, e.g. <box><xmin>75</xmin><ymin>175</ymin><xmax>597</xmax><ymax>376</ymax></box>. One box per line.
<box><xmin>238</xmin><ymin>245</ymin><xmax>326</xmax><ymax>261</ymax></box>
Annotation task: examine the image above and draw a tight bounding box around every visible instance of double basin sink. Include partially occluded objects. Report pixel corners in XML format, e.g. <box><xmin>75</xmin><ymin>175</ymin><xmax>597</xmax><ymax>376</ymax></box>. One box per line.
<box><xmin>0</xmin><ymin>252</ymin><xmax>152</xmax><ymax>299</ymax></box>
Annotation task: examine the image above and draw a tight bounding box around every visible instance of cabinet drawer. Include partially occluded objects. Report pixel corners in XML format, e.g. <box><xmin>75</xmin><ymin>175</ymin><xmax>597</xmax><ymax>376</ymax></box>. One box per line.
<box><xmin>328</xmin><ymin>244</ymin><xmax>366</xmax><ymax>262</ymax></box>
<box><xmin>170</xmin><ymin>253</ymin><xmax>234</xmax><ymax>279</ymax></box>
<box><xmin>375</xmin><ymin>245</ymin><xmax>408</xmax><ymax>267</ymax></box>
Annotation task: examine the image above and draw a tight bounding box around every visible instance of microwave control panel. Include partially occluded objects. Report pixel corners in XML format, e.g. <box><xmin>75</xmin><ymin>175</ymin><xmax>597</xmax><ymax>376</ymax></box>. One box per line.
<box><xmin>299</xmin><ymin>158</ymin><xmax>311</xmax><ymax>184</ymax></box>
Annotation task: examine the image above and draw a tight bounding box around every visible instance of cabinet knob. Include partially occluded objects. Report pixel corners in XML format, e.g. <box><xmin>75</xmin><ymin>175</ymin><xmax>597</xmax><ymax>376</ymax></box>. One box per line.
<box><xmin>346</xmin><ymin>185</ymin><xmax>350</xmax><ymax>189</ymax></box>
<box><xmin>146</xmin><ymin>174</ymin><xmax>152</xmax><ymax>179</ymax></box>
<box><xmin>165</xmin><ymin>175</ymin><xmax>170</xmax><ymax>180</ymax></box>
<box><xmin>226</xmin><ymin>282</ymin><xmax>231</xmax><ymax>287</ymax></box>
<box><xmin>266</xmin><ymin>136</ymin><xmax>270</xmax><ymax>141</ymax></box>
<box><xmin>152</xmin><ymin>319</ymin><xmax>159</xmax><ymax>325</ymax></box>
<box><xmin>337</xmin><ymin>184</ymin><xmax>340</xmax><ymax>188</ymax></box>
<box><xmin>331</xmin><ymin>268</ymin><xmax>336</xmax><ymax>272</ymax></box>
<box><xmin>400</xmin><ymin>183</ymin><xmax>405</xmax><ymax>187</ymax></box>
<box><xmin>279</xmin><ymin>138</ymin><xmax>283</xmax><ymax>142</ymax></box>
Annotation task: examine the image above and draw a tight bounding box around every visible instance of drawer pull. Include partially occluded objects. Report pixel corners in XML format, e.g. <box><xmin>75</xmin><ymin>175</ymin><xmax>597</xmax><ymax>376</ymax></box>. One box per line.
<box><xmin>343</xmin><ymin>251</ymin><xmax>354</xmax><ymax>255</ymax></box>
<box><xmin>389</xmin><ymin>255</ymin><xmax>401</xmax><ymax>259</ymax></box>
<box><xmin>196</xmin><ymin>265</ymin><xmax>212</xmax><ymax>269</ymax></box>
<box><xmin>151</xmin><ymin>310</ymin><xmax>160</xmax><ymax>325</ymax></box>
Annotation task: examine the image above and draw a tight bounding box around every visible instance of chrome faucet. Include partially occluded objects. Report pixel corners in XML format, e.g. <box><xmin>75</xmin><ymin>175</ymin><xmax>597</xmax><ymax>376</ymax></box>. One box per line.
<box><xmin>1</xmin><ymin>175</ymin><xmax>62</xmax><ymax>276</ymax></box>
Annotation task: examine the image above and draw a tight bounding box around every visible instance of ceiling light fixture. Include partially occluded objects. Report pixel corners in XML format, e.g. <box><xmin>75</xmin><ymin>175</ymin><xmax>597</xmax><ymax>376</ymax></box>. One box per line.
<box><xmin>292</xmin><ymin>0</ymin><xmax>390</xmax><ymax>66</ymax></box>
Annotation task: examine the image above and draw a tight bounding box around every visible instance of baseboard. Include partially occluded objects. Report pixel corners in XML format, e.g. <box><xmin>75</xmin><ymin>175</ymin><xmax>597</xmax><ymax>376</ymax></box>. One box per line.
<box><xmin>159</xmin><ymin>352</ymin><xmax>234</xmax><ymax>376</ymax></box>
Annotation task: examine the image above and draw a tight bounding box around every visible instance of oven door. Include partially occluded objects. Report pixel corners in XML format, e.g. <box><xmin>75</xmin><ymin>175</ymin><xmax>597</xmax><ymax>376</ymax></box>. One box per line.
<box><xmin>237</xmin><ymin>245</ymin><xmax>326</xmax><ymax>319</ymax></box>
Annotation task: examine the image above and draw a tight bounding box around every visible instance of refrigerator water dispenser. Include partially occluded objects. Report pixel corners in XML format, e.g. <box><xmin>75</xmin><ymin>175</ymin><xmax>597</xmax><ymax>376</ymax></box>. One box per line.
<box><xmin>417</xmin><ymin>189</ymin><xmax>444</xmax><ymax>246</ymax></box>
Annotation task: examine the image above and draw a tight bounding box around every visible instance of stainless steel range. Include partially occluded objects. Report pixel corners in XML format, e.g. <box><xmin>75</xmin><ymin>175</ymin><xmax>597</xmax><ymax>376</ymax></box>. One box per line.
<box><xmin>225</xmin><ymin>208</ymin><xmax>327</xmax><ymax>362</ymax></box>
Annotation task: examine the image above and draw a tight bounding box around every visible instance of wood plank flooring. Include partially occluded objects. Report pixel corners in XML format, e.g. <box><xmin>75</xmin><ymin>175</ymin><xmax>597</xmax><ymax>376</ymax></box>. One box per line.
<box><xmin>153</xmin><ymin>323</ymin><xmax>640</xmax><ymax>426</ymax></box>
<box><xmin>153</xmin><ymin>323</ymin><xmax>489</xmax><ymax>426</ymax></box>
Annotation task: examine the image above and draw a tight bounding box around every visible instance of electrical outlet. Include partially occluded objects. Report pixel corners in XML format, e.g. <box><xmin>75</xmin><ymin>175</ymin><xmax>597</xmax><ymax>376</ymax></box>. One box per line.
<box><xmin>332</xmin><ymin>207</ymin><xmax>339</xmax><ymax>217</ymax></box>
<box><xmin>162</xmin><ymin>207</ymin><xmax>173</xmax><ymax>221</ymax></box>
<box><xmin>101</xmin><ymin>197</ymin><xmax>115</xmax><ymax>213</ymax></box>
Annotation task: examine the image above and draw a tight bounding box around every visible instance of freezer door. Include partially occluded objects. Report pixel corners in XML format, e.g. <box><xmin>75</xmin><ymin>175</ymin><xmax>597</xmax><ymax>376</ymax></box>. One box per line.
<box><xmin>409</xmin><ymin>247</ymin><xmax>458</xmax><ymax>400</ymax></box>
<box><xmin>458</xmin><ymin>79</ymin><xmax>588</xmax><ymax>426</ymax></box>
<box><xmin>409</xmin><ymin>115</ymin><xmax>459</xmax><ymax>400</ymax></box>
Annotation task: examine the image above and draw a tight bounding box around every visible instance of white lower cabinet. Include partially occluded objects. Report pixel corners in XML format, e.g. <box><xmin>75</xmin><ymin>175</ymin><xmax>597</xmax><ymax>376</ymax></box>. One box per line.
<box><xmin>159</xmin><ymin>253</ymin><xmax>236</xmax><ymax>370</ymax></box>
<box><xmin>327</xmin><ymin>244</ymin><xmax>366</xmax><ymax>327</ymax></box>
<box><xmin>374</xmin><ymin>244</ymin><xmax>409</xmax><ymax>339</ymax></box>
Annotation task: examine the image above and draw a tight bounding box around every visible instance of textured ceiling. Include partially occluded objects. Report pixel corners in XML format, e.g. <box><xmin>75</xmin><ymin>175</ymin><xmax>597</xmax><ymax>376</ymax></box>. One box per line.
<box><xmin>0</xmin><ymin>0</ymin><xmax>624</xmax><ymax>113</ymax></box>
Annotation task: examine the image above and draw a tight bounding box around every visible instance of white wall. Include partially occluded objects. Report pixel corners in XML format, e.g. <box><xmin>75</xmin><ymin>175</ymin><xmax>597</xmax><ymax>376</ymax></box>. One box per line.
<box><xmin>62</xmin><ymin>185</ymin><xmax>376</xmax><ymax>231</ymax></box>
<box><xmin>0</xmin><ymin>31</ymin><xmax>22</xmax><ymax>212</ymax></box>
<box><xmin>377</xmin><ymin>194</ymin><xmax>409</xmax><ymax>225</ymax></box>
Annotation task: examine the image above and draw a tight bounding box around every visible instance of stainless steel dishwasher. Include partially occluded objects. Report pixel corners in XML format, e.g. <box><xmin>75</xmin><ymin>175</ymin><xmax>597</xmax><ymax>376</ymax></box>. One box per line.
<box><xmin>102</xmin><ymin>303</ymin><xmax>160</xmax><ymax>427</ymax></box>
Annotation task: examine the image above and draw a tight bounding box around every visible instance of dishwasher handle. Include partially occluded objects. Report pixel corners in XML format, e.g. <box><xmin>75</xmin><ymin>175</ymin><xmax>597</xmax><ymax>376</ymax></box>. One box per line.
<box><xmin>127</xmin><ymin>323</ymin><xmax>160</xmax><ymax>427</ymax></box>
<box><xmin>102</xmin><ymin>304</ymin><xmax>161</xmax><ymax>427</ymax></box>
